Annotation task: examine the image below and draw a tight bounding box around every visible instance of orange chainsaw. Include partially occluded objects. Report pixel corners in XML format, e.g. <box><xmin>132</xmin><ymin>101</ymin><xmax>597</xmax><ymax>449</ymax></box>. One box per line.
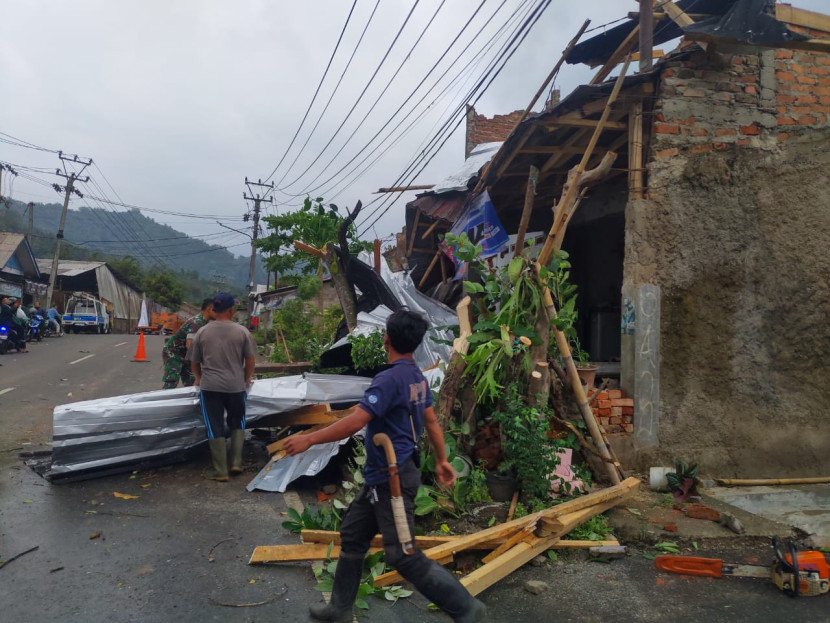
<box><xmin>656</xmin><ymin>538</ymin><xmax>829</xmax><ymax>597</ymax></box>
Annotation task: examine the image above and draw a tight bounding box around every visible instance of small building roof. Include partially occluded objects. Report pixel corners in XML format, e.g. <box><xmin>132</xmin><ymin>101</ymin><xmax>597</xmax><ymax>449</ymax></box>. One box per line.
<box><xmin>35</xmin><ymin>259</ymin><xmax>106</xmax><ymax>277</ymax></box>
<box><xmin>0</xmin><ymin>232</ymin><xmax>41</xmax><ymax>279</ymax></box>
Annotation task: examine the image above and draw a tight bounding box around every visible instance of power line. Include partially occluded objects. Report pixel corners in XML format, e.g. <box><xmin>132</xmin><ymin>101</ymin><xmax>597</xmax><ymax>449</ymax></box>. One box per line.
<box><xmin>357</xmin><ymin>0</ymin><xmax>552</xmax><ymax>236</ymax></box>
<box><xmin>261</xmin><ymin>0</ymin><xmax>359</xmax><ymax>186</ymax></box>
<box><xmin>272</xmin><ymin>0</ymin><xmax>422</xmax><ymax>194</ymax></box>
<box><xmin>266</xmin><ymin>0</ymin><xmax>382</xmax><ymax>191</ymax></box>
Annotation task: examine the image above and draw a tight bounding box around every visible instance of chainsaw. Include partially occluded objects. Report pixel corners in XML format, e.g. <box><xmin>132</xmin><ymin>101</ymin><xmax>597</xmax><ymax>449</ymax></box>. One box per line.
<box><xmin>656</xmin><ymin>538</ymin><xmax>829</xmax><ymax>597</ymax></box>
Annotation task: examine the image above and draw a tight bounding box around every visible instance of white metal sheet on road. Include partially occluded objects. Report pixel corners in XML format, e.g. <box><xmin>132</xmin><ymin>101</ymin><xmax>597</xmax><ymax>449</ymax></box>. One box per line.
<box><xmin>68</xmin><ymin>354</ymin><xmax>96</xmax><ymax>365</ymax></box>
<box><xmin>114</xmin><ymin>341</ymin><xmax>128</xmax><ymax>347</ymax></box>
<box><xmin>0</xmin><ymin>387</ymin><xmax>15</xmax><ymax>396</ymax></box>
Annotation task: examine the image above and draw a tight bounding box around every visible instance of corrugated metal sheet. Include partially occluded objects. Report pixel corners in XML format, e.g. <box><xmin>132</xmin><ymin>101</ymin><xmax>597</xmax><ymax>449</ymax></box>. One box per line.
<box><xmin>0</xmin><ymin>232</ymin><xmax>40</xmax><ymax>278</ymax></box>
<box><xmin>35</xmin><ymin>259</ymin><xmax>106</xmax><ymax>277</ymax></box>
<box><xmin>432</xmin><ymin>141</ymin><xmax>502</xmax><ymax>193</ymax></box>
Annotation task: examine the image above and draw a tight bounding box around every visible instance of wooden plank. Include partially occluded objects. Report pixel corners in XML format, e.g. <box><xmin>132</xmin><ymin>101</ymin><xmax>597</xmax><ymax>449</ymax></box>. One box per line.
<box><xmin>299</xmin><ymin>529</ymin><xmax>618</xmax><ymax>550</ymax></box>
<box><xmin>420</xmin><ymin>219</ymin><xmax>442</xmax><ymax>240</ymax></box>
<box><xmin>372</xmin><ymin>478</ymin><xmax>640</xmax><ymax>587</ymax></box>
<box><xmin>481</xmin><ymin>525</ymin><xmax>534</xmax><ymax>564</ymax></box>
<box><xmin>376</xmin><ymin>184</ymin><xmax>435</xmax><ymax>193</ymax></box>
<box><xmin>539</xmin><ymin>128</ymin><xmax>592</xmax><ymax>176</ymax></box>
<box><xmin>267</xmin><ymin>403</ymin><xmax>340</xmax><ymax>427</ymax></box>
<box><xmin>657</xmin><ymin>1</ymin><xmax>707</xmax><ymax>51</ymax></box>
<box><xmin>543</xmin><ymin>119</ymin><xmax>627</xmax><ymax>130</ymax></box>
<box><xmin>254</xmin><ymin>362</ymin><xmax>313</xmax><ymax>375</ymax></box>
<box><xmin>518</xmin><ymin>146</ymin><xmax>585</xmax><ymax>155</ymax></box>
<box><xmin>631</xmin><ymin>50</ymin><xmax>664</xmax><ymax>62</ymax></box>
<box><xmin>590</xmin><ymin>24</ymin><xmax>639</xmax><ymax>85</ymax></box>
<box><xmin>266</xmin><ymin>422</ymin><xmax>332</xmax><ymax>455</ymax></box>
<box><xmin>776</xmin><ymin>4</ymin><xmax>830</xmax><ymax>33</ymax></box>
<box><xmin>461</xmin><ymin>496</ymin><xmax>632</xmax><ymax>596</ymax></box>
<box><xmin>293</xmin><ymin>240</ymin><xmax>325</xmax><ymax>258</ymax></box>
<box><xmin>417</xmin><ymin>250</ymin><xmax>442</xmax><ymax>289</ymax></box>
<box><xmin>249</xmin><ymin>544</ymin><xmax>383</xmax><ymax>564</ymax></box>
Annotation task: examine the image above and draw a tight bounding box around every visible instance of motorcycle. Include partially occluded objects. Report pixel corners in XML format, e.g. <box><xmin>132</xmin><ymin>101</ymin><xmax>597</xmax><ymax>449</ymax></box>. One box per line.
<box><xmin>27</xmin><ymin>312</ymin><xmax>51</xmax><ymax>342</ymax></box>
<box><xmin>0</xmin><ymin>322</ymin><xmax>17</xmax><ymax>354</ymax></box>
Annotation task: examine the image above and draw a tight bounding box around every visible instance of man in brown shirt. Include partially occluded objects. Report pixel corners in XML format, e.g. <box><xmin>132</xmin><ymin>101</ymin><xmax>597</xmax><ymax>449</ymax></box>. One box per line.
<box><xmin>187</xmin><ymin>293</ymin><xmax>257</xmax><ymax>481</ymax></box>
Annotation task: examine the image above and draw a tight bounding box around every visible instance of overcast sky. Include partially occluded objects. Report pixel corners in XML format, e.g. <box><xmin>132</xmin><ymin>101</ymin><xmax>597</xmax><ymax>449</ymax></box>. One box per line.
<box><xmin>1</xmin><ymin>0</ymin><xmax>825</xmax><ymax>257</ymax></box>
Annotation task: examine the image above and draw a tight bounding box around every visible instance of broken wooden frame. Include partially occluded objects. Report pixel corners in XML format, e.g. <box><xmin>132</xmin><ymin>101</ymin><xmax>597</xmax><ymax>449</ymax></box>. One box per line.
<box><xmin>249</xmin><ymin>477</ymin><xmax>639</xmax><ymax>597</ymax></box>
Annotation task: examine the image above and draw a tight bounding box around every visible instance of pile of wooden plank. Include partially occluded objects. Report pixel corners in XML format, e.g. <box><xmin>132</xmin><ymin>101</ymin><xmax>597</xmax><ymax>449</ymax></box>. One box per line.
<box><xmin>249</xmin><ymin>477</ymin><xmax>639</xmax><ymax>596</ymax></box>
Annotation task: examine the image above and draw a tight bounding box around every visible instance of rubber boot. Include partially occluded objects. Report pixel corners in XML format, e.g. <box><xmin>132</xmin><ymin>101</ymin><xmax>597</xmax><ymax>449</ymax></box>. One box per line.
<box><xmin>416</xmin><ymin>562</ymin><xmax>487</xmax><ymax>623</ymax></box>
<box><xmin>229</xmin><ymin>429</ymin><xmax>245</xmax><ymax>475</ymax></box>
<box><xmin>203</xmin><ymin>438</ymin><xmax>229</xmax><ymax>482</ymax></box>
<box><xmin>309</xmin><ymin>551</ymin><xmax>364</xmax><ymax>622</ymax></box>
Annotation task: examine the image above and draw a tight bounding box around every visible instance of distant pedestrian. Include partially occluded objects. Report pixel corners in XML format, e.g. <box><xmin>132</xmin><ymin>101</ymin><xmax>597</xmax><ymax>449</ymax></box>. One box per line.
<box><xmin>161</xmin><ymin>298</ymin><xmax>214</xmax><ymax>389</ymax></box>
<box><xmin>187</xmin><ymin>293</ymin><xmax>257</xmax><ymax>481</ymax></box>
<box><xmin>47</xmin><ymin>305</ymin><xmax>63</xmax><ymax>336</ymax></box>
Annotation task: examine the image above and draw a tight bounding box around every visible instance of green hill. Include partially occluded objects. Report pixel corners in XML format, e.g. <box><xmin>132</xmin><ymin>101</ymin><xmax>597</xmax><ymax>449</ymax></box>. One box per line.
<box><xmin>0</xmin><ymin>199</ymin><xmax>264</xmax><ymax>289</ymax></box>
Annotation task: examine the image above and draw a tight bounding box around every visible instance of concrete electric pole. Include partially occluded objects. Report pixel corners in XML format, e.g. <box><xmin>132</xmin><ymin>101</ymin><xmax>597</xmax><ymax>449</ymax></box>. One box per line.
<box><xmin>46</xmin><ymin>152</ymin><xmax>92</xmax><ymax>308</ymax></box>
<box><xmin>242</xmin><ymin>178</ymin><xmax>274</xmax><ymax>324</ymax></box>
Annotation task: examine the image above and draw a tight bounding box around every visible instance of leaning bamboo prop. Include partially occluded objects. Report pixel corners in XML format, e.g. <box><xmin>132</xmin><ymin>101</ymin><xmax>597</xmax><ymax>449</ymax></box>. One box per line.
<box><xmin>531</xmin><ymin>58</ymin><xmax>633</xmax><ymax>486</ymax></box>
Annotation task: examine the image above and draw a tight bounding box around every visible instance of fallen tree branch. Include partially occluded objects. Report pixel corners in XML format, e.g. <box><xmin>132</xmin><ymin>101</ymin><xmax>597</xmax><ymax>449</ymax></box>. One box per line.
<box><xmin>209</xmin><ymin>585</ymin><xmax>288</xmax><ymax>608</ymax></box>
<box><xmin>0</xmin><ymin>545</ymin><xmax>39</xmax><ymax>570</ymax></box>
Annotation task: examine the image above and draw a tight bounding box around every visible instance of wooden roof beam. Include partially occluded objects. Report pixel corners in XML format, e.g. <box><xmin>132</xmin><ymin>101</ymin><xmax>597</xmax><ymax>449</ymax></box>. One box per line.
<box><xmin>775</xmin><ymin>4</ymin><xmax>830</xmax><ymax>34</ymax></box>
<box><xmin>542</xmin><ymin>118</ymin><xmax>627</xmax><ymax>130</ymax></box>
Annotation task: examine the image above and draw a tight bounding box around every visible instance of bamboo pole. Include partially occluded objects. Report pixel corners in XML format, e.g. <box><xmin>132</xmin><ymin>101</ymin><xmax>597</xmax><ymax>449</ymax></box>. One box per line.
<box><xmin>538</xmin><ymin>57</ymin><xmax>631</xmax><ymax>268</ymax></box>
<box><xmin>406</xmin><ymin>210</ymin><xmax>421</xmax><ymax>257</ymax></box>
<box><xmin>714</xmin><ymin>477</ymin><xmax>830</xmax><ymax>487</ymax></box>
<box><xmin>417</xmin><ymin>250</ymin><xmax>442</xmax><ymax>289</ymax></box>
<box><xmin>513</xmin><ymin>165</ymin><xmax>540</xmax><ymax>258</ymax></box>
<box><xmin>472</xmin><ymin>20</ymin><xmax>590</xmax><ymax>194</ymax></box>
<box><xmin>628</xmin><ymin>101</ymin><xmax>645</xmax><ymax>199</ymax></box>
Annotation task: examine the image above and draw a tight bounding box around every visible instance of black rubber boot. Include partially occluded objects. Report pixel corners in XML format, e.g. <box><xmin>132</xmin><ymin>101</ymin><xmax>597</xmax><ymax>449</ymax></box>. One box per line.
<box><xmin>203</xmin><ymin>438</ymin><xmax>229</xmax><ymax>482</ymax></box>
<box><xmin>229</xmin><ymin>429</ymin><xmax>245</xmax><ymax>475</ymax></box>
<box><xmin>415</xmin><ymin>562</ymin><xmax>487</xmax><ymax>623</ymax></box>
<box><xmin>309</xmin><ymin>551</ymin><xmax>364</xmax><ymax>622</ymax></box>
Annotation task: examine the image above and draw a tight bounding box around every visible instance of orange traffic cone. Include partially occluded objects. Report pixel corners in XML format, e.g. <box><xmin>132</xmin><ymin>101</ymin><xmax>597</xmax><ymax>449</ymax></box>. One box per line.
<box><xmin>132</xmin><ymin>332</ymin><xmax>149</xmax><ymax>362</ymax></box>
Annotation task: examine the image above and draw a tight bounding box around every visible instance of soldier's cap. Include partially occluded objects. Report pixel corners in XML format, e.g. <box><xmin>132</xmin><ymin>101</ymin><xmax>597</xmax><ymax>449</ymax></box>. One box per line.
<box><xmin>212</xmin><ymin>292</ymin><xmax>236</xmax><ymax>312</ymax></box>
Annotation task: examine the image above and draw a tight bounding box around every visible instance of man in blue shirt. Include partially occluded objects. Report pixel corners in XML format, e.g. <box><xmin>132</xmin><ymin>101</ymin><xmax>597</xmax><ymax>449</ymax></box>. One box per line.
<box><xmin>46</xmin><ymin>305</ymin><xmax>63</xmax><ymax>336</ymax></box>
<box><xmin>285</xmin><ymin>309</ymin><xmax>486</xmax><ymax>622</ymax></box>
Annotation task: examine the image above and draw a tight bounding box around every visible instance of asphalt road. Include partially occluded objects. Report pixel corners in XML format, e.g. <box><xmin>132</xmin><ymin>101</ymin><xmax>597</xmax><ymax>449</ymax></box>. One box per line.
<box><xmin>1</xmin><ymin>334</ymin><xmax>828</xmax><ymax>622</ymax></box>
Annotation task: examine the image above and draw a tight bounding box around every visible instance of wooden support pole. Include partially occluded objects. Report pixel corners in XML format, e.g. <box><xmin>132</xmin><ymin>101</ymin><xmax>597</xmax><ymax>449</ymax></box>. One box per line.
<box><xmin>417</xmin><ymin>250</ymin><xmax>442</xmax><ymax>289</ymax></box>
<box><xmin>514</xmin><ymin>165</ymin><xmax>539</xmax><ymax>259</ymax></box>
<box><xmin>406</xmin><ymin>210</ymin><xmax>421</xmax><ymax>257</ymax></box>
<box><xmin>474</xmin><ymin>20</ymin><xmax>590</xmax><ymax>193</ymax></box>
<box><xmin>638</xmin><ymin>0</ymin><xmax>654</xmax><ymax>72</ymax></box>
<box><xmin>628</xmin><ymin>101</ymin><xmax>645</xmax><ymax>199</ymax></box>
<box><xmin>373</xmin><ymin>239</ymin><xmax>381</xmax><ymax>275</ymax></box>
<box><xmin>589</xmin><ymin>26</ymin><xmax>638</xmax><ymax>86</ymax></box>
<box><xmin>376</xmin><ymin>184</ymin><xmax>435</xmax><ymax>193</ymax></box>
<box><xmin>420</xmin><ymin>219</ymin><xmax>442</xmax><ymax>240</ymax></box>
<box><xmin>293</xmin><ymin>241</ymin><xmax>325</xmax><ymax>258</ymax></box>
<box><xmin>538</xmin><ymin>58</ymin><xmax>631</xmax><ymax>268</ymax></box>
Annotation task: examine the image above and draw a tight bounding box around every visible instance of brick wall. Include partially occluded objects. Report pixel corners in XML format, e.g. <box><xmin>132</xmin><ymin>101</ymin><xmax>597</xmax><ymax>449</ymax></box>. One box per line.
<box><xmin>650</xmin><ymin>44</ymin><xmax>830</xmax><ymax>161</ymax></box>
<box><xmin>465</xmin><ymin>105</ymin><xmax>526</xmax><ymax>158</ymax></box>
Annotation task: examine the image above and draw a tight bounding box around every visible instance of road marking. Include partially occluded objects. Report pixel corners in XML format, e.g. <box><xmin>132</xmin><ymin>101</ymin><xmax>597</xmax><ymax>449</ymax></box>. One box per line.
<box><xmin>0</xmin><ymin>387</ymin><xmax>15</xmax><ymax>396</ymax></box>
<box><xmin>69</xmin><ymin>354</ymin><xmax>95</xmax><ymax>365</ymax></box>
<box><xmin>114</xmin><ymin>342</ymin><xmax>127</xmax><ymax>347</ymax></box>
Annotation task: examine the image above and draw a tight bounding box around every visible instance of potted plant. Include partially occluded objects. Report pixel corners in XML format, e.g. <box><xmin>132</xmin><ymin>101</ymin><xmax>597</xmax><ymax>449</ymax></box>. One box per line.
<box><xmin>571</xmin><ymin>339</ymin><xmax>598</xmax><ymax>389</ymax></box>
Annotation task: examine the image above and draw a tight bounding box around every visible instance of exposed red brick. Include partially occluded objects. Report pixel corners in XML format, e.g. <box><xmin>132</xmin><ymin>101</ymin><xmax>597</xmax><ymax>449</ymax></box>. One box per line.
<box><xmin>692</xmin><ymin>128</ymin><xmax>709</xmax><ymax>137</ymax></box>
<box><xmin>690</xmin><ymin>143</ymin><xmax>714</xmax><ymax>154</ymax></box>
<box><xmin>777</xmin><ymin>94</ymin><xmax>797</xmax><ymax>104</ymax></box>
<box><xmin>598</xmin><ymin>399</ymin><xmax>612</xmax><ymax>408</ymax></box>
<box><xmin>737</xmin><ymin>138</ymin><xmax>751</xmax><ymax>146</ymax></box>
<box><xmin>598</xmin><ymin>408</ymin><xmax>612</xmax><ymax>417</ymax></box>
<box><xmin>819</xmin><ymin>77</ymin><xmax>830</xmax><ymax>86</ymax></box>
<box><xmin>715</xmin><ymin>128</ymin><xmax>737</xmax><ymax>137</ymax></box>
<box><xmin>816</xmin><ymin>86</ymin><xmax>830</xmax><ymax>96</ymax></box>
<box><xmin>686</xmin><ymin>504</ymin><xmax>722</xmax><ymax>522</ymax></box>
<box><xmin>610</xmin><ymin>417</ymin><xmax>622</xmax><ymax>425</ymax></box>
<box><xmin>778</xmin><ymin>132</ymin><xmax>790</xmax><ymax>142</ymax></box>
<box><xmin>791</xmin><ymin>106</ymin><xmax>813</xmax><ymax>114</ymax></box>
<box><xmin>622</xmin><ymin>406</ymin><xmax>634</xmax><ymax>416</ymax></box>
<box><xmin>623</xmin><ymin>423</ymin><xmax>634</xmax><ymax>433</ymax></box>
<box><xmin>811</xmin><ymin>66</ymin><xmax>830</xmax><ymax>76</ymax></box>
<box><xmin>792</xmin><ymin>84</ymin><xmax>813</xmax><ymax>93</ymax></box>
<box><xmin>798</xmin><ymin>115</ymin><xmax>818</xmax><ymax>125</ymax></box>
<box><xmin>744</xmin><ymin>85</ymin><xmax>758</xmax><ymax>95</ymax></box>
<box><xmin>610</xmin><ymin>407</ymin><xmax>623</xmax><ymax>417</ymax></box>
<box><xmin>797</xmin><ymin>94</ymin><xmax>818</xmax><ymax>104</ymax></box>
<box><xmin>663</xmin><ymin>68</ymin><xmax>676</xmax><ymax>78</ymax></box>
<box><xmin>776</xmin><ymin>71</ymin><xmax>796</xmax><ymax>82</ymax></box>
<box><xmin>797</xmin><ymin>76</ymin><xmax>817</xmax><ymax>85</ymax></box>
<box><xmin>777</xmin><ymin>116</ymin><xmax>796</xmax><ymax>125</ymax></box>
<box><xmin>617</xmin><ymin>398</ymin><xmax>634</xmax><ymax>407</ymax></box>
<box><xmin>735</xmin><ymin>74</ymin><xmax>757</xmax><ymax>84</ymax></box>
<box><xmin>608</xmin><ymin>389</ymin><xmax>622</xmax><ymax>399</ymax></box>
<box><xmin>655</xmin><ymin>123</ymin><xmax>681</xmax><ymax>134</ymax></box>
<box><xmin>654</xmin><ymin>147</ymin><xmax>679</xmax><ymax>159</ymax></box>
<box><xmin>597</xmin><ymin>391</ymin><xmax>609</xmax><ymax>400</ymax></box>
<box><xmin>713</xmin><ymin>142</ymin><xmax>730</xmax><ymax>151</ymax></box>
<box><xmin>776</xmin><ymin>49</ymin><xmax>794</xmax><ymax>59</ymax></box>
<box><xmin>817</xmin><ymin>56</ymin><xmax>830</xmax><ymax>66</ymax></box>
<box><xmin>791</xmin><ymin>63</ymin><xmax>807</xmax><ymax>74</ymax></box>
<box><xmin>811</xmin><ymin>104</ymin><xmax>830</xmax><ymax>114</ymax></box>
<box><xmin>732</xmin><ymin>55</ymin><xmax>745</xmax><ymax>65</ymax></box>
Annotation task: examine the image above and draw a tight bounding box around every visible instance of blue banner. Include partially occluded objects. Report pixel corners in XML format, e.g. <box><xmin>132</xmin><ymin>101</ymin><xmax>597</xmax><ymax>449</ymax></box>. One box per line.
<box><xmin>447</xmin><ymin>190</ymin><xmax>508</xmax><ymax>261</ymax></box>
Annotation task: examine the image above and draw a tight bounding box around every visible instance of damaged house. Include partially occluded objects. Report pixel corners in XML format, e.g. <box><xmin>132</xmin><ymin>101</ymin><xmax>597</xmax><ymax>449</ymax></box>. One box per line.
<box><xmin>402</xmin><ymin>1</ymin><xmax>830</xmax><ymax>478</ymax></box>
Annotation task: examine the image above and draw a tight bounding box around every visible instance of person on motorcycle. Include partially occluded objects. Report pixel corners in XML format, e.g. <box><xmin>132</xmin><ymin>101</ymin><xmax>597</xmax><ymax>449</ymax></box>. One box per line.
<box><xmin>1</xmin><ymin>297</ymin><xmax>28</xmax><ymax>352</ymax></box>
<box><xmin>47</xmin><ymin>304</ymin><xmax>63</xmax><ymax>336</ymax></box>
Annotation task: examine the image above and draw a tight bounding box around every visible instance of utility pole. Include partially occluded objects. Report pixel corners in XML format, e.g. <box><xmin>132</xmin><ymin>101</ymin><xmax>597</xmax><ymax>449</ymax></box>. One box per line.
<box><xmin>26</xmin><ymin>202</ymin><xmax>34</xmax><ymax>244</ymax></box>
<box><xmin>243</xmin><ymin>177</ymin><xmax>274</xmax><ymax>324</ymax></box>
<box><xmin>46</xmin><ymin>152</ymin><xmax>92</xmax><ymax>308</ymax></box>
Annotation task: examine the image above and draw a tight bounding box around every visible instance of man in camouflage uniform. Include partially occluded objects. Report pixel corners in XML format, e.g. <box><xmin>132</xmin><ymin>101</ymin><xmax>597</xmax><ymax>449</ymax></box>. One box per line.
<box><xmin>162</xmin><ymin>298</ymin><xmax>214</xmax><ymax>389</ymax></box>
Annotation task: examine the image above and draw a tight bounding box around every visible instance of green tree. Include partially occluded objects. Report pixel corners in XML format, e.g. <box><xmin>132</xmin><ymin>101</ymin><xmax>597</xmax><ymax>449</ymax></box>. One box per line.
<box><xmin>109</xmin><ymin>256</ymin><xmax>144</xmax><ymax>288</ymax></box>
<box><xmin>256</xmin><ymin>197</ymin><xmax>371</xmax><ymax>310</ymax></box>
<box><xmin>144</xmin><ymin>270</ymin><xmax>184</xmax><ymax>310</ymax></box>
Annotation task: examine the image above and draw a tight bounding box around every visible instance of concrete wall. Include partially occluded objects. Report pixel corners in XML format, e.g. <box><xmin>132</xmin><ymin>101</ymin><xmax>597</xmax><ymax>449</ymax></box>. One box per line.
<box><xmin>624</xmin><ymin>46</ymin><xmax>830</xmax><ymax>477</ymax></box>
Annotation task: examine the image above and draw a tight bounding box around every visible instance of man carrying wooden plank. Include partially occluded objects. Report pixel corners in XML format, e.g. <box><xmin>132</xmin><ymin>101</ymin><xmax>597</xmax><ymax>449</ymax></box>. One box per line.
<box><xmin>284</xmin><ymin>309</ymin><xmax>486</xmax><ymax>622</ymax></box>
